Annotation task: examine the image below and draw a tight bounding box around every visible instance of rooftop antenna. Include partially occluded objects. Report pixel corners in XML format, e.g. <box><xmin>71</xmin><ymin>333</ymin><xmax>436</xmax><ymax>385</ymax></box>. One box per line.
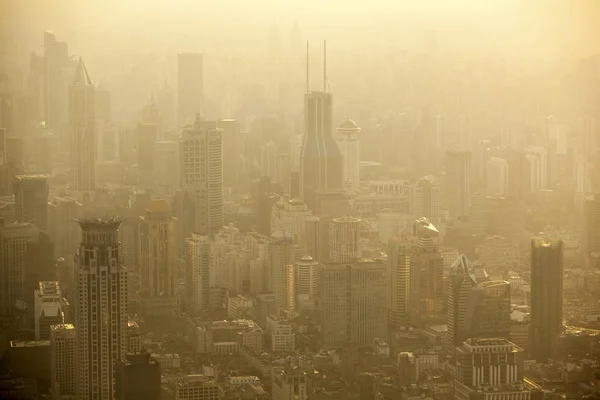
<box><xmin>323</xmin><ymin>40</ymin><xmax>327</xmax><ymax>93</ymax></box>
<box><xmin>306</xmin><ymin>40</ymin><xmax>309</xmax><ymax>93</ymax></box>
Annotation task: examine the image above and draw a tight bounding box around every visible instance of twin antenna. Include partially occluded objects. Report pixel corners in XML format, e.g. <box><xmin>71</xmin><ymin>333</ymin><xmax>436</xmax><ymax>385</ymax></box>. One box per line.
<box><xmin>306</xmin><ymin>40</ymin><xmax>327</xmax><ymax>94</ymax></box>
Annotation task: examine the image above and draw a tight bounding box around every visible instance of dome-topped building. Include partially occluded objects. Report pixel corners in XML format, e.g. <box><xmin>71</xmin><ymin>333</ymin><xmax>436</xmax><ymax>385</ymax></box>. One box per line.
<box><xmin>336</xmin><ymin>119</ymin><xmax>361</xmax><ymax>190</ymax></box>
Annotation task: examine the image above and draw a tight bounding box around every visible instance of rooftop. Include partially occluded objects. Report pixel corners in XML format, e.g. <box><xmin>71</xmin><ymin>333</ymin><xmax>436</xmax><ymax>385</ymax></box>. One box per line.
<box><xmin>10</xmin><ymin>340</ymin><xmax>50</xmax><ymax>348</ymax></box>
<box><xmin>77</xmin><ymin>216</ymin><xmax>123</xmax><ymax>231</ymax></box>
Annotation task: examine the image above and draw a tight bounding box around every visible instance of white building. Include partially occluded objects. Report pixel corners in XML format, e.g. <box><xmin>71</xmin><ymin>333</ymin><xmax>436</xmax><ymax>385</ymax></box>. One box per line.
<box><xmin>329</xmin><ymin>216</ymin><xmax>362</xmax><ymax>263</ymax></box>
<box><xmin>174</xmin><ymin>374</ymin><xmax>219</xmax><ymax>400</ymax></box>
<box><xmin>50</xmin><ymin>324</ymin><xmax>76</xmax><ymax>397</ymax></box>
<box><xmin>272</xmin><ymin>368</ymin><xmax>307</xmax><ymax>400</ymax></box>
<box><xmin>180</xmin><ymin>118</ymin><xmax>223</xmax><ymax>236</ymax></box>
<box><xmin>75</xmin><ymin>218</ymin><xmax>128</xmax><ymax>400</ymax></box>
<box><xmin>486</xmin><ymin>157</ymin><xmax>509</xmax><ymax>196</ymax></box>
<box><xmin>337</xmin><ymin>119</ymin><xmax>361</xmax><ymax>190</ymax></box>
<box><xmin>266</xmin><ymin>315</ymin><xmax>295</xmax><ymax>353</ymax></box>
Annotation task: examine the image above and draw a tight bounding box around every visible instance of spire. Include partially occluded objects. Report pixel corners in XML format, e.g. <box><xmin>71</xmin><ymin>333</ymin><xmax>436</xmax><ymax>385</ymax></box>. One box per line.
<box><xmin>73</xmin><ymin>57</ymin><xmax>92</xmax><ymax>85</ymax></box>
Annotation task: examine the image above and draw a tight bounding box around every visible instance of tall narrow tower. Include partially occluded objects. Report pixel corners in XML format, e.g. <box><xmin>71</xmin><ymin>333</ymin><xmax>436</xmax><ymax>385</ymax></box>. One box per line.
<box><xmin>75</xmin><ymin>217</ymin><xmax>128</xmax><ymax>400</ymax></box>
<box><xmin>337</xmin><ymin>119</ymin><xmax>361</xmax><ymax>190</ymax></box>
<box><xmin>69</xmin><ymin>58</ymin><xmax>96</xmax><ymax>201</ymax></box>
<box><xmin>299</xmin><ymin>42</ymin><xmax>344</xmax><ymax>203</ymax></box>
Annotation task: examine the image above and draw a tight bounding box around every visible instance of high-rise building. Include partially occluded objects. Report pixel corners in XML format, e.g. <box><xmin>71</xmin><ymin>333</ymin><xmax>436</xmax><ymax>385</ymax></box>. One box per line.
<box><xmin>411</xmin><ymin>233</ymin><xmax>444</xmax><ymax>320</ymax></box>
<box><xmin>185</xmin><ymin>233</ymin><xmax>211</xmax><ymax>313</ymax></box>
<box><xmin>44</xmin><ymin>31</ymin><xmax>69</xmax><ymax>131</ymax></box>
<box><xmin>259</xmin><ymin>141</ymin><xmax>278</xmax><ymax>181</ymax></box>
<box><xmin>387</xmin><ymin>235</ymin><xmax>415</xmax><ymax>330</ymax></box>
<box><xmin>486</xmin><ymin>157</ymin><xmax>509</xmax><ymax>196</ymax></box>
<box><xmin>269</xmin><ymin>229</ymin><xmax>295</xmax><ymax>309</ymax></box>
<box><xmin>463</xmin><ymin>280</ymin><xmax>511</xmax><ymax>340</ymax></box>
<box><xmin>319</xmin><ymin>260</ymin><xmax>387</xmax><ymax>348</ymax></box>
<box><xmin>329</xmin><ymin>216</ymin><xmax>362</xmax><ymax>263</ymax></box>
<box><xmin>75</xmin><ymin>217</ymin><xmax>128</xmax><ymax>400</ymax></box>
<box><xmin>445</xmin><ymin>150</ymin><xmax>471</xmax><ymax>219</ymax></box>
<box><xmin>454</xmin><ymin>338</ymin><xmax>528</xmax><ymax>400</ymax></box>
<box><xmin>444</xmin><ymin>255</ymin><xmax>481</xmax><ymax>354</ymax></box>
<box><xmin>271</xmin><ymin>197</ymin><xmax>312</xmax><ymax>249</ymax></box>
<box><xmin>154</xmin><ymin>140</ymin><xmax>179</xmax><ymax>198</ymax></box>
<box><xmin>0</xmin><ymin>221</ymin><xmax>39</xmax><ymax>315</ymax></box>
<box><xmin>413</xmin><ymin>175</ymin><xmax>442</xmax><ymax>219</ymax></box>
<box><xmin>218</xmin><ymin>119</ymin><xmax>240</xmax><ymax>186</ymax></box>
<box><xmin>299</xmin><ymin>91</ymin><xmax>344</xmax><ymax>203</ymax></box>
<box><xmin>69</xmin><ymin>58</ymin><xmax>96</xmax><ymax>201</ymax></box>
<box><xmin>295</xmin><ymin>255</ymin><xmax>319</xmax><ymax>311</ymax></box>
<box><xmin>34</xmin><ymin>281</ymin><xmax>65</xmax><ymax>340</ymax></box>
<box><xmin>177</xmin><ymin>52</ymin><xmax>203</xmax><ymax>127</ymax></box>
<box><xmin>530</xmin><ymin>238</ymin><xmax>563</xmax><ymax>362</ymax></box>
<box><xmin>336</xmin><ymin>119</ymin><xmax>361</xmax><ymax>190</ymax></box>
<box><xmin>139</xmin><ymin>199</ymin><xmax>179</xmax><ymax>316</ymax></box>
<box><xmin>14</xmin><ymin>175</ymin><xmax>49</xmax><ymax>230</ymax></box>
<box><xmin>137</xmin><ymin>122</ymin><xmax>158</xmax><ymax>189</ymax></box>
<box><xmin>115</xmin><ymin>353</ymin><xmax>161</xmax><ymax>400</ymax></box>
<box><xmin>50</xmin><ymin>324</ymin><xmax>76</xmax><ymax>397</ymax></box>
<box><xmin>304</xmin><ymin>215</ymin><xmax>330</xmax><ymax>264</ymax></box>
<box><xmin>179</xmin><ymin>117</ymin><xmax>223</xmax><ymax>236</ymax></box>
<box><xmin>48</xmin><ymin>195</ymin><xmax>82</xmax><ymax>259</ymax></box>
<box><xmin>272</xmin><ymin>367</ymin><xmax>307</xmax><ymax>400</ymax></box>
<box><xmin>23</xmin><ymin>231</ymin><xmax>55</xmax><ymax>315</ymax></box>
<box><xmin>583</xmin><ymin>194</ymin><xmax>600</xmax><ymax>268</ymax></box>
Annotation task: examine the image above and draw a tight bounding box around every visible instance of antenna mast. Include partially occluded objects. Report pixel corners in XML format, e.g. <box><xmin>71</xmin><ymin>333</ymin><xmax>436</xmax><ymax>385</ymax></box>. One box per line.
<box><xmin>323</xmin><ymin>40</ymin><xmax>327</xmax><ymax>93</ymax></box>
<box><xmin>306</xmin><ymin>40</ymin><xmax>309</xmax><ymax>93</ymax></box>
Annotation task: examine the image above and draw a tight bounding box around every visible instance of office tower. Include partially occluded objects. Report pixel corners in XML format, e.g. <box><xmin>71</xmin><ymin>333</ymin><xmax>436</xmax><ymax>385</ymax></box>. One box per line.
<box><xmin>50</xmin><ymin>324</ymin><xmax>76</xmax><ymax>397</ymax></box>
<box><xmin>48</xmin><ymin>195</ymin><xmax>82</xmax><ymax>259</ymax></box>
<box><xmin>127</xmin><ymin>321</ymin><xmax>141</xmax><ymax>354</ymax></box>
<box><xmin>173</xmin><ymin>375</ymin><xmax>219</xmax><ymax>400</ymax></box>
<box><xmin>120</xmin><ymin>216</ymin><xmax>140</xmax><ymax>307</ymax></box>
<box><xmin>173</xmin><ymin>190</ymin><xmax>196</xmax><ymax>256</ymax></box>
<box><xmin>337</xmin><ymin>118</ymin><xmax>361</xmax><ymax>190</ymax></box>
<box><xmin>454</xmin><ymin>339</ymin><xmax>528</xmax><ymax>400</ymax></box>
<box><xmin>14</xmin><ymin>175</ymin><xmax>49</xmax><ymax>230</ymax></box>
<box><xmin>99</xmin><ymin>123</ymin><xmax>119</xmax><ymax>162</ymax></box>
<box><xmin>23</xmin><ymin>231</ymin><xmax>55</xmax><ymax>314</ymax></box>
<box><xmin>304</xmin><ymin>215</ymin><xmax>330</xmax><ymax>264</ymax></box>
<box><xmin>260</xmin><ymin>141</ymin><xmax>278</xmax><ymax>181</ymax></box>
<box><xmin>271</xmin><ymin>197</ymin><xmax>312</xmax><ymax>248</ymax></box>
<box><xmin>0</xmin><ymin>221</ymin><xmax>39</xmax><ymax>315</ymax></box>
<box><xmin>266</xmin><ymin>315</ymin><xmax>295</xmax><ymax>352</ymax></box>
<box><xmin>44</xmin><ymin>31</ymin><xmax>69</xmax><ymax>130</ymax></box>
<box><xmin>75</xmin><ymin>217</ymin><xmax>128</xmax><ymax>400</ymax></box>
<box><xmin>530</xmin><ymin>238</ymin><xmax>563</xmax><ymax>362</ymax></box>
<box><xmin>299</xmin><ymin>54</ymin><xmax>344</xmax><ymax>202</ymax></box>
<box><xmin>387</xmin><ymin>235</ymin><xmax>415</xmax><ymax>330</ymax></box>
<box><xmin>329</xmin><ymin>216</ymin><xmax>361</xmax><ymax>263</ymax></box>
<box><xmin>137</xmin><ymin>122</ymin><xmax>158</xmax><ymax>189</ymax></box>
<box><xmin>295</xmin><ymin>255</ymin><xmax>319</xmax><ymax>311</ymax></box>
<box><xmin>583</xmin><ymin>194</ymin><xmax>600</xmax><ymax>268</ymax></box>
<box><xmin>525</xmin><ymin>146</ymin><xmax>548</xmax><ymax>191</ymax></box>
<box><xmin>411</xmin><ymin>232</ymin><xmax>444</xmax><ymax>319</ymax></box>
<box><xmin>177</xmin><ymin>52</ymin><xmax>203</xmax><ymax>127</ymax></box>
<box><xmin>115</xmin><ymin>353</ymin><xmax>161</xmax><ymax>400</ymax></box>
<box><xmin>269</xmin><ymin>229</ymin><xmax>295</xmax><ymax>309</ymax></box>
<box><xmin>179</xmin><ymin>117</ymin><xmax>223</xmax><ymax>236</ymax></box>
<box><xmin>413</xmin><ymin>175</ymin><xmax>442</xmax><ymax>219</ymax></box>
<box><xmin>445</xmin><ymin>150</ymin><xmax>471</xmax><ymax>219</ymax></box>
<box><xmin>254</xmin><ymin>292</ymin><xmax>278</xmax><ymax>328</ymax></box>
<box><xmin>34</xmin><ymin>281</ymin><xmax>65</xmax><ymax>340</ymax></box>
<box><xmin>139</xmin><ymin>199</ymin><xmax>179</xmax><ymax>315</ymax></box>
<box><xmin>185</xmin><ymin>233</ymin><xmax>211</xmax><ymax>313</ymax></box>
<box><xmin>319</xmin><ymin>260</ymin><xmax>387</xmax><ymax>348</ymax></box>
<box><xmin>154</xmin><ymin>140</ymin><xmax>179</xmax><ymax>198</ymax></box>
<box><xmin>257</xmin><ymin>176</ymin><xmax>277</xmax><ymax>236</ymax></box>
<box><xmin>272</xmin><ymin>367</ymin><xmax>307</xmax><ymax>400</ymax></box>
<box><xmin>69</xmin><ymin>58</ymin><xmax>96</xmax><ymax>201</ymax></box>
<box><xmin>463</xmin><ymin>280</ymin><xmax>511</xmax><ymax>340</ymax></box>
<box><xmin>218</xmin><ymin>119</ymin><xmax>240</xmax><ymax>186</ymax></box>
<box><xmin>444</xmin><ymin>255</ymin><xmax>480</xmax><ymax>354</ymax></box>
<box><xmin>486</xmin><ymin>157</ymin><xmax>509</xmax><ymax>196</ymax></box>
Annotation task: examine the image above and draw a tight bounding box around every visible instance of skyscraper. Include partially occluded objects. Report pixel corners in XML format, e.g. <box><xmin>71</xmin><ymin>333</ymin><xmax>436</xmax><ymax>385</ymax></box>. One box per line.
<box><xmin>300</xmin><ymin>88</ymin><xmax>344</xmax><ymax>203</ymax></box>
<box><xmin>304</xmin><ymin>215</ymin><xmax>330</xmax><ymax>264</ymax></box>
<box><xmin>269</xmin><ymin>229</ymin><xmax>295</xmax><ymax>309</ymax></box>
<box><xmin>336</xmin><ymin>119</ymin><xmax>361</xmax><ymax>190</ymax></box>
<box><xmin>34</xmin><ymin>281</ymin><xmax>65</xmax><ymax>340</ymax></box>
<box><xmin>50</xmin><ymin>324</ymin><xmax>76</xmax><ymax>397</ymax></box>
<box><xmin>530</xmin><ymin>238</ymin><xmax>563</xmax><ymax>362</ymax></box>
<box><xmin>319</xmin><ymin>260</ymin><xmax>387</xmax><ymax>348</ymax></box>
<box><xmin>463</xmin><ymin>280</ymin><xmax>511</xmax><ymax>340</ymax></box>
<box><xmin>180</xmin><ymin>117</ymin><xmax>223</xmax><ymax>236</ymax></box>
<box><xmin>583</xmin><ymin>194</ymin><xmax>600</xmax><ymax>268</ymax></box>
<box><xmin>271</xmin><ymin>197</ymin><xmax>312</xmax><ymax>249</ymax></box>
<box><xmin>445</xmin><ymin>150</ymin><xmax>471</xmax><ymax>219</ymax></box>
<box><xmin>0</xmin><ymin>221</ymin><xmax>39</xmax><ymax>315</ymax></box>
<box><xmin>295</xmin><ymin>255</ymin><xmax>319</xmax><ymax>311</ymax></box>
<box><xmin>413</xmin><ymin>175</ymin><xmax>442</xmax><ymax>219</ymax></box>
<box><xmin>13</xmin><ymin>175</ymin><xmax>49</xmax><ymax>230</ymax></box>
<box><xmin>329</xmin><ymin>216</ymin><xmax>361</xmax><ymax>263</ymax></box>
<box><xmin>75</xmin><ymin>217</ymin><xmax>128</xmax><ymax>400</ymax></box>
<box><xmin>185</xmin><ymin>233</ymin><xmax>211</xmax><ymax>314</ymax></box>
<box><xmin>412</xmin><ymin>233</ymin><xmax>444</xmax><ymax>320</ymax></box>
<box><xmin>137</xmin><ymin>122</ymin><xmax>158</xmax><ymax>189</ymax></box>
<box><xmin>154</xmin><ymin>140</ymin><xmax>179</xmax><ymax>198</ymax></box>
<box><xmin>139</xmin><ymin>199</ymin><xmax>179</xmax><ymax>316</ymax></box>
<box><xmin>218</xmin><ymin>119</ymin><xmax>240</xmax><ymax>186</ymax></box>
<box><xmin>69</xmin><ymin>58</ymin><xmax>96</xmax><ymax>201</ymax></box>
<box><xmin>44</xmin><ymin>31</ymin><xmax>69</xmax><ymax>131</ymax></box>
<box><xmin>177</xmin><ymin>52</ymin><xmax>203</xmax><ymax>127</ymax></box>
<box><xmin>387</xmin><ymin>235</ymin><xmax>415</xmax><ymax>330</ymax></box>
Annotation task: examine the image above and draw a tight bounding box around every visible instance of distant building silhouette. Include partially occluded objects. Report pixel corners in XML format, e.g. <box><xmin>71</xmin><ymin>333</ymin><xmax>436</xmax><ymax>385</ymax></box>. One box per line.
<box><xmin>115</xmin><ymin>353</ymin><xmax>161</xmax><ymax>400</ymax></box>
<box><xmin>177</xmin><ymin>52</ymin><xmax>203</xmax><ymax>127</ymax></box>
